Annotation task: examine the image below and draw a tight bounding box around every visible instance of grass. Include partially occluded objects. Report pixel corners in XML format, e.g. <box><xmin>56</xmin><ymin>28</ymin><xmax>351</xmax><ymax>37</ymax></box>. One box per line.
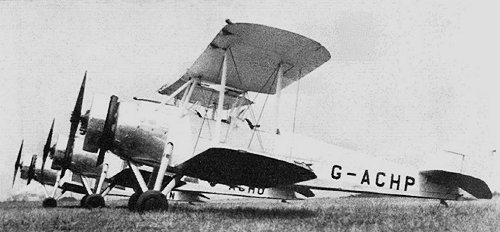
<box><xmin>1</xmin><ymin>197</ymin><xmax>499</xmax><ymax>232</ymax></box>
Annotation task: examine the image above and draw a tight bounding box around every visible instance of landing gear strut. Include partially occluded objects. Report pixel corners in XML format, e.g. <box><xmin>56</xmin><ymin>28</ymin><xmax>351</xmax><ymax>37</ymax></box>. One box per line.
<box><xmin>128</xmin><ymin>143</ymin><xmax>178</xmax><ymax>212</ymax></box>
<box><xmin>79</xmin><ymin>164</ymin><xmax>115</xmax><ymax>209</ymax></box>
<box><xmin>41</xmin><ymin>170</ymin><xmax>64</xmax><ymax>208</ymax></box>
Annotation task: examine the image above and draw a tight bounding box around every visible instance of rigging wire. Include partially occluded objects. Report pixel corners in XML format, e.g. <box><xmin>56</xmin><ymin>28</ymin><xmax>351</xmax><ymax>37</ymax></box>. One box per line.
<box><xmin>192</xmin><ymin>87</ymin><xmax>215</xmax><ymax>155</ymax></box>
<box><xmin>241</xmin><ymin>65</ymin><xmax>279</xmax><ymax>124</ymax></box>
<box><xmin>292</xmin><ymin>71</ymin><xmax>301</xmax><ymax>134</ymax></box>
<box><xmin>290</xmin><ymin>71</ymin><xmax>302</xmax><ymax>158</ymax></box>
<box><xmin>247</xmin><ymin>72</ymin><xmax>278</xmax><ymax>149</ymax></box>
<box><xmin>229</xmin><ymin>47</ymin><xmax>247</xmax><ymax>90</ymax></box>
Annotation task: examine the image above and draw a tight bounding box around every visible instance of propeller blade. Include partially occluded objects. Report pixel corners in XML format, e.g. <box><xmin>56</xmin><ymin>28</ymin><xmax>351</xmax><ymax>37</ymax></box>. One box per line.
<box><xmin>27</xmin><ymin>155</ymin><xmax>37</xmax><ymax>185</ymax></box>
<box><xmin>96</xmin><ymin>149</ymin><xmax>106</xmax><ymax>167</ymax></box>
<box><xmin>96</xmin><ymin>95</ymin><xmax>119</xmax><ymax>167</ymax></box>
<box><xmin>60</xmin><ymin>167</ymin><xmax>66</xmax><ymax>179</ymax></box>
<box><xmin>41</xmin><ymin>118</ymin><xmax>55</xmax><ymax>177</ymax></box>
<box><xmin>62</xmin><ymin>72</ymin><xmax>86</xmax><ymax>178</ymax></box>
<box><xmin>12</xmin><ymin>140</ymin><xmax>23</xmax><ymax>187</ymax></box>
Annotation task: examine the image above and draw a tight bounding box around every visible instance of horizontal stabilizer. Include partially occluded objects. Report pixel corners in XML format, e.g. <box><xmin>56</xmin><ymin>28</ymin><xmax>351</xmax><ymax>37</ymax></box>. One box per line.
<box><xmin>176</xmin><ymin>147</ymin><xmax>317</xmax><ymax>188</ymax></box>
<box><xmin>420</xmin><ymin>170</ymin><xmax>492</xmax><ymax>199</ymax></box>
<box><xmin>284</xmin><ymin>185</ymin><xmax>315</xmax><ymax>198</ymax></box>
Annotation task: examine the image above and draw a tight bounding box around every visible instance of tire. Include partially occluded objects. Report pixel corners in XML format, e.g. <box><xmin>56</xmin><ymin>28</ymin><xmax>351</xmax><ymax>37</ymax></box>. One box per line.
<box><xmin>42</xmin><ymin>198</ymin><xmax>57</xmax><ymax>208</ymax></box>
<box><xmin>84</xmin><ymin>194</ymin><xmax>105</xmax><ymax>208</ymax></box>
<box><xmin>136</xmin><ymin>190</ymin><xmax>168</xmax><ymax>212</ymax></box>
<box><xmin>128</xmin><ymin>192</ymin><xmax>140</xmax><ymax>211</ymax></box>
<box><xmin>80</xmin><ymin>195</ymin><xmax>89</xmax><ymax>207</ymax></box>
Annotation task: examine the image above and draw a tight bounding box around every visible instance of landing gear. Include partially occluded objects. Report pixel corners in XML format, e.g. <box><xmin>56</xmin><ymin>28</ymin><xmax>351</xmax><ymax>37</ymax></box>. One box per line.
<box><xmin>136</xmin><ymin>190</ymin><xmax>168</xmax><ymax>212</ymax></box>
<box><xmin>128</xmin><ymin>192</ymin><xmax>140</xmax><ymax>211</ymax></box>
<box><xmin>84</xmin><ymin>194</ymin><xmax>105</xmax><ymax>208</ymax></box>
<box><xmin>78</xmin><ymin>164</ymin><xmax>115</xmax><ymax>209</ymax></box>
<box><xmin>40</xmin><ymin>170</ymin><xmax>64</xmax><ymax>208</ymax></box>
<box><xmin>80</xmin><ymin>195</ymin><xmax>89</xmax><ymax>207</ymax></box>
<box><xmin>127</xmin><ymin>142</ymin><xmax>179</xmax><ymax>212</ymax></box>
<box><xmin>42</xmin><ymin>197</ymin><xmax>57</xmax><ymax>208</ymax></box>
<box><xmin>440</xmin><ymin>199</ymin><xmax>449</xmax><ymax>207</ymax></box>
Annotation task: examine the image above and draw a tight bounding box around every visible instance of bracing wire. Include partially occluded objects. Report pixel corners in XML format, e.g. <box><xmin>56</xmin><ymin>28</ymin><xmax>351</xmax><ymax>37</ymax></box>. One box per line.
<box><xmin>240</xmin><ymin>65</ymin><xmax>279</xmax><ymax>125</ymax></box>
<box><xmin>290</xmin><ymin>71</ymin><xmax>302</xmax><ymax>158</ymax></box>
<box><xmin>229</xmin><ymin>47</ymin><xmax>247</xmax><ymax>90</ymax></box>
<box><xmin>247</xmin><ymin>72</ymin><xmax>278</xmax><ymax>149</ymax></box>
<box><xmin>292</xmin><ymin>71</ymin><xmax>301</xmax><ymax>134</ymax></box>
<box><xmin>193</xmin><ymin>87</ymin><xmax>215</xmax><ymax>154</ymax></box>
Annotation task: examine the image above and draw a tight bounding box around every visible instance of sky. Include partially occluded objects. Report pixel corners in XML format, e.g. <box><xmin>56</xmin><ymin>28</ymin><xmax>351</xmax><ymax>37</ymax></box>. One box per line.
<box><xmin>1</xmin><ymin>0</ymin><xmax>500</xmax><ymax>200</ymax></box>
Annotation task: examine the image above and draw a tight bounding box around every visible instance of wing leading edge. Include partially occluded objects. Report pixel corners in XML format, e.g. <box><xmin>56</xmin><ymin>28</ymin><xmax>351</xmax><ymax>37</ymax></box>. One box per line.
<box><xmin>159</xmin><ymin>22</ymin><xmax>331</xmax><ymax>95</ymax></box>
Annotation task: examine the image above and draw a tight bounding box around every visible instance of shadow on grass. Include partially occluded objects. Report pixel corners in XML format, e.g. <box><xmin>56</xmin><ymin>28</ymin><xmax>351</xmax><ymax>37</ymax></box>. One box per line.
<box><xmin>119</xmin><ymin>203</ymin><xmax>317</xmax><ymax>219</ymax></box>
<box><xmin>4</xmin><ymin>200</ymin><xmax>317</xmax><ymax>219</ymax></box>
<box><xmin>57</xmin><ymin>205</ymin><xmax>82</xmax><ymax>209</ymax></box>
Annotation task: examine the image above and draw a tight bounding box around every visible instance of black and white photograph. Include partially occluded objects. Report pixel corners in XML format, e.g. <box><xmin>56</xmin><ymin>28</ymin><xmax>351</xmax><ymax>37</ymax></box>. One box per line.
<box><xmin>1</xmin><ymin>1</ymin><xmax>499</xmax><ymax>231</ymax></box>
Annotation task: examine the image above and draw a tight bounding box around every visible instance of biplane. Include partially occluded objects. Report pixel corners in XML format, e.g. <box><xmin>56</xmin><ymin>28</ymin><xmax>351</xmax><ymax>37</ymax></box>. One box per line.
<box><xmin>11</xmin><ymin>138</ymin><xmax>105</xmax><ymax>208</ymax></box>
<box><xmin>12</xmin><ymin>135</ymin><xmax>223</xmax><ymax>209</ymax></box>
<box><xmin>11</xmin><ymin>78</ymin><xmax>265</xmax><ymax>208</ymax></box>
<box><xmin>11</xmin><ymin>79</ymin><xmax>211</xmax><ymax>208</ymax></box>
<box><xmin>51</xmin><ymin>20</ymin><xmax>491</xmax><ymax>212</ymax></box>
<box><xmin>11</xmin><ymin>84</ymin><xmax>130</xmax><ymax>208</ymax></box>
<box><xmin>37</xmin><ymin>73</ymin><xmax>300</xmax><ymax>209</ymax></box>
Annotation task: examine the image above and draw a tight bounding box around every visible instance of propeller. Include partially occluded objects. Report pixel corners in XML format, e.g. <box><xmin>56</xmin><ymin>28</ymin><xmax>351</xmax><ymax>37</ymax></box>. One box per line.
<box><xmin>12</xmin><ymin>140</ymin><xmax>23</xmax><ymax>187</ymax></box>
<box><xmin>96</xmin><ymin>95</ymin><xmax>119</xmax><ymax>167</ymax></box>
<box><xmin>60</xmin><ymin>72</ymin><xmax>86</xmax><ymax>178</ymax></box>
<box><xmin>26</xmin><ymin>155</ymin><xmax>37</xmax><ymax>185</ymax></box>
<box><xmin>41</xmin><ymin>118</ymin><xmax>55</xmax><ymax>177</ymax></box>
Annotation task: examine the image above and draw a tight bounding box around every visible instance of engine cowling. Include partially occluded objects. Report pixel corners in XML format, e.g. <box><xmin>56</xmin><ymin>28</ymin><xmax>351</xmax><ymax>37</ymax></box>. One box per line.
<box><xmin>35</xmin><ymin>168</ymin><xmax>58</xmax><ymax>186</ymax></box>
<box><xmin>52</xmin><ymin>135</ymin><xmax>102</xmax><ymax>178</ymax></box>
<box><xmin>19</xmin><ymin>166</ymin><xmax>29</xmax><ymax>179</ymax></box>
<box><xmin>83</xmin><ymin>94</ymin><xmax>180</xmax><ymax>167</ymax></box>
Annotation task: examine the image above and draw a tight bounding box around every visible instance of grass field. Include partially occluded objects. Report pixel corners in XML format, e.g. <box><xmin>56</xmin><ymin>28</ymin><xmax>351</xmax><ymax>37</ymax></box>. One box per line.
<box><xmin>1</xmin><ymin>196</ymin><xmax>499</xmax><ymax>232</ymax></box>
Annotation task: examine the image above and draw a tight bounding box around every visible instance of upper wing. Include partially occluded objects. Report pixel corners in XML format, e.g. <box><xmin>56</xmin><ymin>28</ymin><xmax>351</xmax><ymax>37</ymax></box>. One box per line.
<box><xmin>420</xmin><ymin>170</ymin><xmax>492</xmax><ymax>199</ymax></box>
<box><xmin>175</xmin><ymin>147</ymin><xmax>317</xmax><ymax>188</ymax></box>
<box><xmin>158</xmin><ymin>22</ymin><xmax>331</xmax><ymax>95</ymax></box>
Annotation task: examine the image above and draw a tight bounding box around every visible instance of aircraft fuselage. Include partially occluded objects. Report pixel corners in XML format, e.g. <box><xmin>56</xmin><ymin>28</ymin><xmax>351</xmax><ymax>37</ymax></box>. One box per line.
<box><xmin>82</xmin><ymin>95</ymin><xmax>469</xmax><ymax>200</ymax></box>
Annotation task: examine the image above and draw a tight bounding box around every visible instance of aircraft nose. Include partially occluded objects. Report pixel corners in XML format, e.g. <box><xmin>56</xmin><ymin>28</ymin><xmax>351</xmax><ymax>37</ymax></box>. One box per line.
<box><xmin>19</xmin><ymin>166</ymin><xmax>29</xmax><ymax>179</ymax></box>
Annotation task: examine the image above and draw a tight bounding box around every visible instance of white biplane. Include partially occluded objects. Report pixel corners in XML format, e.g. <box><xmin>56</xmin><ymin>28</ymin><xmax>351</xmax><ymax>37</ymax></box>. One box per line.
<box><xmin>12</xmin><ymin>78</ymin><xmax>217</xmax><ymax>208</ymax></box>
<box><xmin>11</xmin><ymin>117</ymin><xmax>128</xmax><ymax>208</ymax></box>
<box><xmin>11</xmin><ymin>138</ymin><xmax>111</xmax><ymax>208</ymax></box>
<box><xmin>71</xmin><ymin>20</ymin><xmax>491</xmax><ymax>211</ymax></box>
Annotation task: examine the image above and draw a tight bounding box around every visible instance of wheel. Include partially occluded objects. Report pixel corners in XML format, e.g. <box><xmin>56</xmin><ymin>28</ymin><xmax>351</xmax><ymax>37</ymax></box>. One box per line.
<box><xmin>128</xmin><ymin>192</ymin><xmax>140</xmax><ymax>211</ymax></box>
<box><xmin>136</xmin><ymin>190</ymin><xmax>168</xmax><ymax>212</ymax></box>
<box><xmin>80</xmin><ymin>195</ymin><xmax>89</xmax><ymax>207</ymax></box>
<box><xmin>84</xmin><ymin>194</ymin><xmax>105</xmax><ymax>208</ymax></box>
<box><xmin>42</xmin><ymin>198</ymin><xmax>57</xmax><ymax>208</ymax></box>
